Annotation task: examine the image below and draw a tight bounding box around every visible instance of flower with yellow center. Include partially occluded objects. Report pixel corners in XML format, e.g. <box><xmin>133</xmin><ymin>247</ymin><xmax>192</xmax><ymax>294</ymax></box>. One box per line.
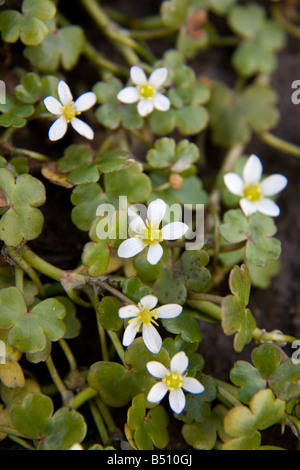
<box><xmin>118</xmin><ymin>294</ymin><xmax>182</xmax><ymax>354</ymax></box>
<box><xmin>223</xmin><ymin>154</ymin><xmax>288</xmax><ymax>217</ymax></box>
<box><xmin>44</xmin><ymin>80</ymin><xmax>96</xmax><ymax>141</ymax></box>
<box><xmin>117</xmin><ymin>198</ymin><xmax>189</xmax><ymax>265</ymax></box>
<box><xmin>147</xmin><ymin>351</ymin><xmax>205</xmax><ymax>414</ymax></box>
<box><xmin>117</xmin><ymin>65</ymin><xmax>170</xmax><ymax>117</ymax></box>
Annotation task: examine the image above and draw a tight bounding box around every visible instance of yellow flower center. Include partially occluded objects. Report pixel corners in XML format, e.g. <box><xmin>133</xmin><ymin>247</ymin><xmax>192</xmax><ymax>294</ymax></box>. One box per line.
<box><xmin>138</xmin><ymin>83</ymin><xmax>154</xmax><ymax>99</ymax></box>
<box><xmin>140</xmin><ymin>219</ymin><xmax>163</xmax><ymax>246</ymax></box>
<box><xmin>162</xmin><ymin>372</ymin><xmax>183</xmax><ymax>391</ymax></box>
<box><xmin>61</xmin><ymin>102</ymin><xmax>77</xmax><ymax>122</ymax></box>
<box><xmin>130</xmin><ymin>304</ymin><xmax>158</xmax><ymax>330</ymax></box>
<box><xmin>243</xmin><ymin>183</ymin><xmax>262</xmax><ymax>203</ymax></box>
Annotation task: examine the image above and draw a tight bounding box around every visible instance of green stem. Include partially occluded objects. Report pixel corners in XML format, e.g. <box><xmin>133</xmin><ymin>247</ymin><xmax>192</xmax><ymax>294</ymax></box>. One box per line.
<box><xmin>129</xmin><ymin>27</ymin><xmax>177</xmax><ymax>40</ymax></box>
<box><xmin>14</xmin><ymin>147</ymin><xmax>50</xmax><ymax>162</ymax></box>
<box><xmin>72</xmin><ymin>386</ymin><xmax>98</xmax><ymax>410</ymax></box>
<box><xmin>20</xmin><ymin>245</ymin><xmax>64</xmax><ymax>282</ymax></box>
<box><xmin>59</xmin><ymin>339</ymin><xmax>77</xmax><ymax>372</ymax></box>
<box><xmin>8</xmin><ymin>435</ymin><xmax>36</xmax><ymax>450</ymax></box>
<box><xmin>252</xmin><ymin>328</ymin><xmax>298</xmax><ymax>345</ymax></box>
<box><xmin>83</xmin><ymin>41</ymin><xmax>128</xmax><ymax>78</ymax></box>
<box><xmin>256</xmin><ymin>131</ymin><xmax>300</xmax><ymax>159</ymax></box>
<box><xmin>214</xmin><ymin>378</ymin><xmax>242</xmax><ymax>408</ymax></box>
<box><xmin>95</xmin><ymin>397</ymin><xmax>116</xmax><ymax>432</ymax></box>
<box><xmin>14</xmin><ymin>266</ymin><xmax>24</xmax><ymax>293</ymax></box>
<box><xmin>219</xmin><ymin>240</ymin><xmax>246</xmax><ymax>253</ymax></box>
<box><xmin>79</xmin><ymin>0</ymin><xmax>154</xmax><ymax>64</ymax></box>
<box><xmin>45</xmin><ymin>355</ymin><xmax>68</xmax><ymax>398</ymax></box>
<box><xmin>89</xmin><ymin>400</ymin><xmax>110</xmax><ymax>446</ymax></box>
<box><xmin>89</xmin><ymin>277</ymin><xmax>135</xmax><ymax>305</ymax></box>
<box><xmin>188</xmin><ymin>293</ymin><xmax>223</xmax><ymax>304</ymax></box>
<box><xmin>6</xmin><ymin>246</ymin><xmax>45</xmax><ymax>297</ymax></box>
<box><xmin>272</xmin><ymin>5</ymin><xmax>300</xmax><ymax>39</ymax></box>
<box><xmin>107</xmin><ymin>331</ymin><xmax>126</xmax><ymax>366</ymax></box>
<box><xmin>189</xmin><ymin>300</ymin><xmax>222</xmax><ymax>321</ymax></box>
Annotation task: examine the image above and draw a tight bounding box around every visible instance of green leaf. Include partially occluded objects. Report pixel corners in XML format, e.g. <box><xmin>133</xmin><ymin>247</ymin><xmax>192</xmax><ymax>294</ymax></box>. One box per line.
<box><xmin>160</xmin><ymin>0</ymin><xmax>189</xmax><ymax>28</ymax></box>
<box><xmin>81</xmin><ymin>240</ymin><xmax>110</xmax><ymax>276</ymax></box>
<box><xmin>0</xmin><ymin>169</ymin><xmax>46</xmax><ymax>246</ymax></box>
<box><xmin>96</xmin><ymin>296</ymin><xmax>122</xmax><ymax>332</ymax></box>
<box><xmin>240</xmin><ymin>84</ymin><xmax>279</xmax><ymax>133</ymax></box>
<box><xmin>122</xmin><ymin>277</ymin><xmax>152</xmax><ymax>303</ymax></box>
<box><xmin>104</xmin><ymin>161</ymin><xmax>152</xmax><ymax>204</ymax></box>
<box><xmin>270</xmin><ymin>359</ymin><xmax>300</xmax><ymax>401</ymax></box>
<box><xmin>127</xmin><ymin>393</ymin><xmax>169</xmax><ymax>450</ymax></box>
<box><xmin>228</xmin><ymin>3</ymin><xmax>265</xmax><ymax>38</ymax></box>
<box><xmin>55</xmin><ymin>296</ymin><xmax>81</xmax><ymax>339</ymax></box>
<box><xmin>221</xmin><ymin>264</ymin><xmax>256</xmax><ymax>352</ymax></box>
<box><xmin>219</xmin><ymin>209</ymin><xmax>281</xmax><ymax>267</ymax></box>
<box><xmin>10</xmin><ymin>393</ymin><xmax>87</xmax><ymax>449</ymax></box>
<box><xmin>93</xmin><ymin>77</ymin><xmax>143</xmax><ymax>130</ymax></box>
<box><xmin>0</xmin><ymin>0</ymin><xmax>56</xmax><ymax>46</ymax></box>
<box><xmin>0</xmin><ymin>287</ymin><xmax>66</xmax><ymax>353</ymax></box>
<box><xmin>88</xmin><ymin>361</ymin><xmax>135</xmax><ymax>407</ymax></box>
<box><xmin>0</xmin><ymin>95</ymin><xmax>34</xmax><ymax>128</ymax></box>
<box><xmin>178</xmin><ymin>375</ymin><xmax>217</xmax><ymax>424</ymax></box>
<box><xmin>230</xmin><ymin>361</ymin><xmax>266</xmax><ymax>403</ymax></box>
<box><xmin>15</xmin><ymin>72</ymin><xmax>59</xmax><ymax>104</ymax></box>
<box><xmin>24</xmin><ymin>25</ymin><xmax>86</xmax><ymax>72</ymax></box>
<box><xmin>162</xmin><ymin>308</ymin><xmax>202</xmax><ymax>343</ymax></box>
<box><xmin>182</xmin><ymin>420</ymin><xmax>217</xmax><ymax>450</ymax></box>
<box><xmin>70</xmin><ymin>183</ymin><xmax>108</xmax><ymax>232</ymax></box>
<box><xmin>222</xmin><ymin>389</ymin><xmax>285</xmax><ymax>450</ymax></box>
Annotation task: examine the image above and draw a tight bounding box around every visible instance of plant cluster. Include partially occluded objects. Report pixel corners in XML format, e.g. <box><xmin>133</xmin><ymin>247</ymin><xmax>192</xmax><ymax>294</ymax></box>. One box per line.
<box><xmin>0</xmin><ymin>0</ymin><xmax>300</xmax><ymax>451</ymax></box>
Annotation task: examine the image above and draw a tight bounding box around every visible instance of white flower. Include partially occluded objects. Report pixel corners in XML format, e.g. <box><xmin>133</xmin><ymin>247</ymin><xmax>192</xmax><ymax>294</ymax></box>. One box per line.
<box><xmin>117</xmin><ymin>65</ymin><xmax>170</xmax><ymax>117</ymax></box>
<box><xmin>224</xmin><ymin>154</ymin><xmax>288</xmax><ymax>217</ymax></box>
<box><xmin>44</xmin><ymin>80</ymin><xmax>97</xmax><ymax>141</ymax></box>
<box><xmin>117</xmin><ymin>198</ymin><xmax>189</xmax><ymax>265</ymax></box>
<box><xmin>146</xmin><ymin>351</ymin><xmax>205</xmax><ymax>414</ymax></box>
<box><xmin>118</xmin><ymin>294</ymin><xmax>182</xmax><ymax>354</ymax></box>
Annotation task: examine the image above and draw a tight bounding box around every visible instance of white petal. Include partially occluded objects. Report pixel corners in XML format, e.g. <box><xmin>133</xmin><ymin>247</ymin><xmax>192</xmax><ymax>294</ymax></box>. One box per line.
<box><xmin>182</xmin><ymin>377</ymin><xmax>205</xmax><ymax>394</ymax></box>
<box><xmin>223</xmin><ymin>173</ymin><xmax>244</xmax><ymax>196</ymax></box>
<box><xmin>153</xmin><ymin>92</ymin><xmax>170</xmax><ymax>112</ymax></box>
<box><xmin>74</xmin><ymin>92</ymin><xmax>97</xmax><ymax>112</ymax></box>
<box><xmin>147</xmin><ymin>382</ymin><xmax>168</xmax><ymax>404</ymax></box>
<box><xmin>117</xmin><ymin>237</ymin><xmax>145</xmax><ymax>259</ymax></box>
<box><xmin>155</xmin><ymin>304</ymin><xmax>182</xmax><ymax>319</ymax></box>
<box><xmin>169</xmin><ymin>388</ymin><xmax>186</xmax><ymax>414</ymax></box>
<box><xmin>118</xmin><ymin>304</ymin><xmax>140</xmax><ymax>319</ymax></box>
<box><xmin>161</xmin><ymin>222</ymin><xmax>189</xmax><ymax>240</ymax></box>
<box><xmin>260</xmin><ymin>174</ymin><xmax>288</xmax><ymax>196</ymax></box>
<box><xmin>140</xmin><ymin>294</ymin><xmax>158</xmax><ymax>310</ymax></box>
<box><xmin>122</xmin><ymin>320</ymin><xmax>139</xmax><ymax>347</ymax></box>
<box><xmin>239</xmin><ymin>198</ymin><xmax>258</xmax><ymax>217</ymax></box>
<box><xmin>146</xmin><ymin>361</ymin><xmax>168</xmax><ymax>379</ymax></box>
<box><xmin>243</xmin><ymin>154</ymin><xmax>263</xmax><ymax>184</ymax></box>
<box><xmin>170</xmin><ymin>351</ymin><xmax>188</xmax><ymax>375</ymax></box>
<box><xmin>43</xmin><ymin>96</ymin><xmax>62</xmax><ymax>115</ymax></box>
<box><xmin>147</xmin><ymin>199</ymin><xmax>166</xmax><ymax>226</ymax></box>
<box><xmin>48</xmin><ymin>116</ymin><xmax>68</xmax><ymax>141</ymax></box>
<box><xmin>137</xmin><ymin>99</ymin><xmax>154</xmax><ymax>117</ymax></box>
<box><xmin>148</xmin><ymin>67</ymin><xmax>168</xmax><ymax>89</ymax></box>
<box><xmin>142</xmin><ymin>323</ymin><xmax>162</xmax><ymax>354</ymax></box>
<box><xmin>117</xmin><ymin>86</ymin><xmax>140</xmax><ymax>104</ymax></box>
<box><xmin>128</xmin><ymin>215</ymin><xmax>146</xmax><ymax>235</ymax></box>
<box><xmin>57</xmin><ymin>80</ymin><xmax>73</xmax><ymax>105</ymax></box>
<box><xmin>147</xmin><ymin>243</ymin><xmax>163</xmax><ymax>265</ymax></box>
<box><xmin>256</xmin><ymin>198</ymin><xmax>280</xmax><ymax>217</ymax></box>
<box><xmin>70</xmin><ymin>117</ymin><xmax>94</xmax><ymax>140</ymax></box>
<box><xmin>130</xmin><ymin>65</ymin><xmax>147</xmax><ymax>86</ymax></box>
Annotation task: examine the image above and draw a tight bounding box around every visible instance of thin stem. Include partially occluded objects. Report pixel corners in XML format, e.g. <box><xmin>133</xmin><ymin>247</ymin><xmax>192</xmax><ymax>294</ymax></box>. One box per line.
<box><xmin>95</xmin><ymin>397</ymin><xmax>116</xmax><ymax>432</ymax></box>
<box><xmin>72</xmin><ymin>386</ymin><xmax>98</xmax><ymax>410</ymax></box>
<box><xmin>59</xmin><ymin>339</ymin><xmax>77</xmax><ymax>372</ymax></box>
<box><xmin>89</xmin><ymin>400</ymin><xmax>110</xmax><ymax>446</ymax></box>
<box><xmin>89</xmin><ymin>277</ymin><xmax>135</xmax><ymax>305</ymax></box>
<box><xmin>83</xmin><ymin>41</ymin><xmax>128</xmax><ymax>78</ymax></box>
<box><xmin>219</xmin><ymin>240</ymin><xmax>246</xmax><ymax>253</ymax></box>
<box><xmin>129</xmin><ymin>27</ymin><xmax>177</xmax><ymax>40</ymax></box>
<box><xmin>256</xmin><ymin>131</ymin><xmax>300</xmax><ymax>159</ymax></box>
<box><xmin>14</xmin><ymin>267</ymin><xmax>24</xmax><ymax>293</ymax></box>
<box><xmin>8</xmin><ymin>435</ymin><xmax>36</xmax><ymax>450</ymax></box>
<box><xmin>6</xmin><ymin>246</ymin><xmax>45</xmax><ymax>297</ymax></box>
<box><xmin>272</xmin><ymin>5</ymin><xmax>300</xmax><ymax>39</ymax></box>
<box><xmin>20</xmin><ymin>245</ymin><xmax>64</xmax><ymax>282</ymax></box>
<box><xmin>253</xmin><ymin>328</ymin><xmax>298</xmax><ymax>345</ymax></box>
<box><xmin>14</xmin><ymin>147</ymin><xmax>50</xmax><ymax>162</ymax></box>
<box><xmin>214</xmin><ymin>378</ymin><xmax>242</xmax><ymax>408</ymax></box>
<box><xmin>45</xmin><ymin>355</ymin><xmax>68</xmax><ymax>397</ymax></box>
<box><xmin>107</xmin><ymin>330</ymin><xmax>126</xmax><ymax>366</ymax></box>
<box><xmin>188</xmin><ymin>300</ymin><xmax>222</xmax><ymax>321</ymax></box>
